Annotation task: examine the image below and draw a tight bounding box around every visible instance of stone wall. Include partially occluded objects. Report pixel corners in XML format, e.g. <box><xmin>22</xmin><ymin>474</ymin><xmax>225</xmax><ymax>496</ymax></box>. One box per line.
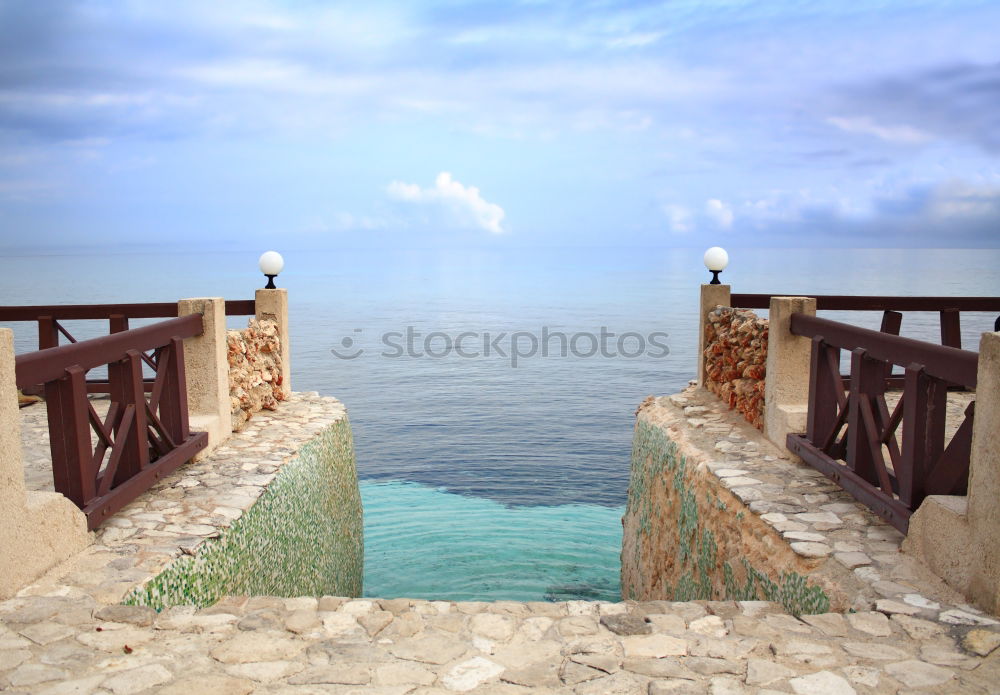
<box><xmin>227</xmin><ymin>318</ymin><xmax>286</xmax><ymax>431</ymax></box>
<box><xmin>123</xmin><ymin>416</ymin><xmax>363</xmax><ymax>610</ymax></box>
<box><xmin>622</xmin><ymin>394</ymin><xmax>836</xmax><ymax>616</ymax></box>
<box><xmin>703</xmin><ymin>306</ymin><xmax>768</xmax><ymax>430</ymax></box>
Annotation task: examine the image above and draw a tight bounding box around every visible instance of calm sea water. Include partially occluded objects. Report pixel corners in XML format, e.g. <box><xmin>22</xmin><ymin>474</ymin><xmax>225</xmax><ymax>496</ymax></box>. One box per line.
<box><xmin>2</xmin><ymin>246</ymin><xmax>998</xmax><ymax>601</ymax></box>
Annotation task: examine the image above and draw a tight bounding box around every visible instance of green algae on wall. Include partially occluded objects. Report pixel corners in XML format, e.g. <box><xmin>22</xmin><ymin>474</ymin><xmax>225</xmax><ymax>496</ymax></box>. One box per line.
<box><xmin>625</xmin><ymin>419</ymin><xmax>829</xmax><ymax>616</ymax></box>
<box><xmin>124</xmin><ymin>418</ymin><xmax>362</xmax><ymax>610</ymax></box>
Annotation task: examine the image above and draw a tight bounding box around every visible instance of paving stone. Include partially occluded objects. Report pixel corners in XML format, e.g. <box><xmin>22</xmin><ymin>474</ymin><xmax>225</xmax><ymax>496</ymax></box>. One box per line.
<box><xmin>874</xmin><ymin>599</ymin><xmax>921</xmax><ymax>616</ymax></box>
<box><xmin>789</xmin><ymin>541</ymin><xmax>833</xmax><ymax>558</ymax></box>
<box><xmin>788</xmin><ymin>670</ymin><xmax>857</xmax><ymax>695</ymax></box>
<box><xmin>963</xmin><ymin>628</ymin><xmax>1000</xmax><ymax>657</ymax></box>
<box><xmin>225</xmin><ymin>659</ymin><xmax>305</xmax><ymax>682</ymax></box>
<box><xmin>374</xmin><ymin>661</ymin><xmax>437</xmax><ymax>686</ymax></box>
<box><xmin>573</xmin><ymin>670</ymin><xmax>649</xmax><ymax>695</ymax></box>
<box><xmin>92</xmin><ymin>605</ymin><xmax>157</xmax><ymax>627</ymax></box>
<box><xmin>884</xmin><ymin>659</ymin><xmax>955</xmax><ymax>688</ymax></box>
<box><xmin>101</xmin><ymin>664</ymin><xmax>173</xmax><ymax>695</ymax></box>
<box><xmin>939</xmin><ymin>609</ymin><xmax>999</xmax><ymax>626</ymax></box>
<box><xmin>745</xmin><ymin>658</ymin><xmax>795</xmax><ymax>686</ymax></box>
<box><xmin>469</xmin><ymin>614</ymin><xmax>517</xmax><ymax>641</ymax></box>
<box><xmin>841</xmin><ymin>641</ymin><xmax>911</xmax><ymax>660</ymax></box>
<box><xmin>689</xmin><ymin>616</ymin><xmax>728</xmax><ymax>638</ymax></box>
<box><xmin>800</xmin><ymin>613</ymin><xmax>848</xmax><ymax>637</ymax></box>
<box><xmin>600</xmin><ymin>613</ymin><xmax>651</xmax><ymax>635</ymax></box>
<box><xmin>846</xmin><ymin>611</ymin><xmax>891</xmax><ymax>637</ymax></box>
<box><xmin>622</xmin><ymin>634</ymin><xmax>688</xmax><ymax>658</ymax></box>
<box><xmin>157</xmin><ymin>675</ymin><xmax>255</xmax><ymax>695</ymax></box>
<box><xmin>890</xmin><ymin>614</ymin><xmax>944</xmax><ymax>640</ymax></box>
<box><xmin>500</xmin><ymin>661</ymin><xmax>562</xmax><ymax>687</ymax></box>
<box><xmin>209</xmin><ymin>632</ymin><xmax>305</xmax><ymax>663</ymax></box>
<box><xmin>389</xmin><ymin>635</ymin><xmax>469</xmax><ymax>665</ymax></box>
<box><xmin>649</xmin><ymin>679</ymin><xmax>706</xmax><ymax>694</ymax></box>
<box><xmin>441</xmin><ymin>656</ymin><xmax>505</xmax><ymax>692</ymax></box>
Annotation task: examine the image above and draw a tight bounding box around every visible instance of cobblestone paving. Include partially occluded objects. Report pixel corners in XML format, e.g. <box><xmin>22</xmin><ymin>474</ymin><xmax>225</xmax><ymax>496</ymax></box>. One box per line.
<box><xmin>4</xmin><ymin>391</ymin><xmax>999</xmax><ymax>694</ymax></box>
<box><xmin>2</xmin><ymin>595</ymin><xmax>1000</xmax><ymax>694</ymax></box>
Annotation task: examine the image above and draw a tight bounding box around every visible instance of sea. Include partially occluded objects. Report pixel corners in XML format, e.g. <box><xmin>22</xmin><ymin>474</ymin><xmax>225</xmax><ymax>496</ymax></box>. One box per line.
<box><xmin>2</xmin><ymin>246</ymin><xmax>998</xmax><ymax>601</ymax></box>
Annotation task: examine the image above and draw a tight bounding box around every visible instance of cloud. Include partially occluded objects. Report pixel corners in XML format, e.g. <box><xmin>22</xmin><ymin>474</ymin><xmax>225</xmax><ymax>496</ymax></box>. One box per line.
<box><xmin>705</xmin><ymin>199</ymin><xmax>733</xmax><ymax>228</ymax></box>
<box><xmin>388</xmin><ymin>172</ymin><xmax>506</xmax><ymax>234</ymax></box>
<box><xmin>663</xmin><ymin>204</ymin><xmax>692</xmax><ymax>233</ymax></box>
<box><xmin>826</xmin><ymin>116</ymin><xmax>932</xmax><ymax>144</ymax></box>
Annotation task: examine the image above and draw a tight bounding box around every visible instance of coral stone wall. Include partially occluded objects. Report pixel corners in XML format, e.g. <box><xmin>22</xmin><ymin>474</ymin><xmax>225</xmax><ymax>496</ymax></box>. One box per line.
<box><xmin>703</xmin><ymin>306</ymin><xmax>768</xmax><ymax>429</ymax></box>
<box><xmin>228</xmin><ymin>319</ymin><xmax>286</xmax><ymax>431</ymax></box>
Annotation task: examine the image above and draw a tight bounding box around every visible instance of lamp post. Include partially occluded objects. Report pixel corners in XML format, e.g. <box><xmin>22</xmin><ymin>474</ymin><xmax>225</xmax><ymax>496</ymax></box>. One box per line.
<box><xmin>703</xmin><ymin>247</ymin><xmax>729</xmax><ymax>285</ymax></box>
<box><xmin>258</xmin><ymin>251</ymin><xmax>284</xmax><ymax>289</ymax></box>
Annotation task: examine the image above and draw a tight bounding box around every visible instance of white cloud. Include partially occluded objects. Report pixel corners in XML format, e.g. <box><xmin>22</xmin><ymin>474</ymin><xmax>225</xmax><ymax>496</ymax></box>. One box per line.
<box><xmin>387</xmin><ymin>172</ymin><xmax>506</xmax><ymax>234</ymax></box>
<box><xmin>826</xmin><ymin>116</ymin><xmax>933</xmax><ymax>145</ymax></box>
<box><xmin>926</xmin><ymin>182</ymin><xmax>1000</xmax><ymax>219</ymax></box>
<box><xmin>663</xmin><ymin>204</ymin><xmax>692</xmax><ymax>233</ymax></box>
<box><xmin>705</xmin><ymin>199</ymin><xmax>734</xmax><ymax>228</ymax></box>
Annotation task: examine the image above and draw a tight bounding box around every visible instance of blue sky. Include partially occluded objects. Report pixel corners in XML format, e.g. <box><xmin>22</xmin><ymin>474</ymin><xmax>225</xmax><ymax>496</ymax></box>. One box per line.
<box><xmin>0</xmin><ymin>0</ymin><xmax>998</xmax><ymax>249</ymax></box>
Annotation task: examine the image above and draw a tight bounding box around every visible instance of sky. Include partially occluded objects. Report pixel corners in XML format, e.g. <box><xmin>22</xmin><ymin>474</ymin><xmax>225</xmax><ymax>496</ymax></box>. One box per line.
<box><xmin>0</xmin><ymin>0</ymin><xmax>999</xmax><ymax>250</ymax></box>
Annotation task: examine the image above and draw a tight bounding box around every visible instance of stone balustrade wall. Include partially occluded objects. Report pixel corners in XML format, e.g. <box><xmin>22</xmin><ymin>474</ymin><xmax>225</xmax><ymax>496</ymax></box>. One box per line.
<box><xmin>704</xmin><ymin>306</ymin><xmax>768</xmax><ymax>430</ymax></box>
<box><xmin>227</xmin><ymin>318</ymin><xmax>286</xmax><ymax>431</ymax></box>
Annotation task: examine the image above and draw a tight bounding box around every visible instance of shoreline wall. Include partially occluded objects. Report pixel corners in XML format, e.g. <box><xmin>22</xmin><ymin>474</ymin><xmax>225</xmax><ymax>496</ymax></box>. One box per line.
<box><xmin>622</xmin><ymin>392</ymin><xmax>842</xmax><ymax>616</ymax></box>
<box><xmin>123</xmin><ymin>416</ymin><xmax>362</xmax><ymax>610</ymax></box>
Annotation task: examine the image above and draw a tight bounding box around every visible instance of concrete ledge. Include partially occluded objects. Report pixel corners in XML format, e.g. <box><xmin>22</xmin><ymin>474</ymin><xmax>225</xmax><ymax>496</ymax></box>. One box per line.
<box><xmin>904</xmin><ymin>496</ymin><xmax>974</xmax><ymax>594</ymax></box>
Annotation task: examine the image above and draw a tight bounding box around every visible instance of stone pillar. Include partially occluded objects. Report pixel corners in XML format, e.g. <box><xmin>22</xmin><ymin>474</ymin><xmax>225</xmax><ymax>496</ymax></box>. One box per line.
<box><xmin>178</xmin><ymin>297</ymin><xmax>230</xmax><ymax>457</ymax></box>
<box><xmin>763</xmin><ymin>296</ymin><xmax>816</xmax><ymax>454</ymax></box>
<box><xmin>0</xmin><ymin>328</ymin><xmax>90</xmax><ymax>599</ymax></box>
<box><xmin>905</xmin><ymin>331</ymin><xmax>1000</xmax><ymax>614</ymax></box>
<box><xmin>256</xmin><ymin>288</ymin><xmax>291</xmax><ymax>398</ymax></box>
<box><xmin>697</xmin><ymin>284</ymin><xmax>731</xmax><ymax>387</ymax></box>
<box><xmin>968</xmin><ymin>331</ymin><xmax>1000</xmax><ymax>614</ymax></box>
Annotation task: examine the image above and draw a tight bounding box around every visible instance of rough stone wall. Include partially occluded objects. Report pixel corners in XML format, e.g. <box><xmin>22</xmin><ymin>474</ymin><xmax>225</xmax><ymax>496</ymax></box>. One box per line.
<box><xmin>227</xmin><ymin>319</ymin><xmax>285</xmax><ymax>431</ymax></box>
<box><xmin>622</xmin><ymin>396</ymin><xmax>834</xmax><ymax>616</ymax></box>
<box><xmin>703</xmin><ymin>306</ymin><xmax>768</xmax><ymax>429</ymax></box>
<box><xmin>124</xmin><ymin>417</ymin><xmax>362</xmax><ymax>609</ymax></box>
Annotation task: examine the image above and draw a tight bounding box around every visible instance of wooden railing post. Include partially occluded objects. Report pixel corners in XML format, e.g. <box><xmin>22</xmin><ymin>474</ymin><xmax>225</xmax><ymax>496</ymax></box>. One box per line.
<box><xmin>108</xmin><ymin>349</ymin><xmax>150</xmax><ymax>485</ymax></box>
<box><xmin>38</xmin><ymin>315</ymin><xmax>58</xmax><ymax>350</ymax></box>
<box><xmin>43</xmin><ymin>365</ymin><xmax>94</xmax><ymax>507</ymax></box>
<box><xmin>940</xmin><ymin>308</ymin><xmax>961</xmax><ymax>349</ymax></box>
<box><xmin>845</xmin><ymin>348</ymin><xmax>888</xmax><ymax>485</ymax></box>
<box><xmin>157</xmin><ymin>337</ymin><xmax>190</xmax><ymax>444</ymax></box>
<box><xmin>805</xmin><ymin>336</ymin><xmax>840</xmax><ymax>447</ymax></box>
<box><xmin>900</xmin><ymin>363</ymin><xmax>946</xmax><ymax>507</ymax></box>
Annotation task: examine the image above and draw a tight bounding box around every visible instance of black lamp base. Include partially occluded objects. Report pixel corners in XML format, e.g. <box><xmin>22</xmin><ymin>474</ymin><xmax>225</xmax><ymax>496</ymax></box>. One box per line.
<box><xmin>709</xmin><ymin>270</ymin><xmax>721</xmax><ymax>285</ymax></box>
<box><xmin>264</xmin><ymin>274</ymin><xmax>278</xmax><ymax>289</ymax></box>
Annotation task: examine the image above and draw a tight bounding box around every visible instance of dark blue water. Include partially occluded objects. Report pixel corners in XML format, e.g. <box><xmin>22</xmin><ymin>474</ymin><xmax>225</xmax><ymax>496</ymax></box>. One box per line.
<box><xmin>2</xmin><ymin>246</ymin><xmax>998</xmax><ymax>600</ymax></box>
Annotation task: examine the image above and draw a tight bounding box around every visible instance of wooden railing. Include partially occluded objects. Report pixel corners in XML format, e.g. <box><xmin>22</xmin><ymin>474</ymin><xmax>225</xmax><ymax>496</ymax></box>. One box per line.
<box><xmin>14</xmin><ymin>315</ymin><xmax>209</xmax><ymax>530</ymax></box>
<box><xmin>1</xmin><ymin>300</ymin><xmax>255</xmax><ymax>394</ymax></box>
<box><xmin>785</xmin><ymin>313</ymin><xmax>978</xmax><ymax>534</ymax></box>
<box><xmin>731</xmin><ymin>294</ymin><xmax>1000</xmax><ymax>350</ymax></box>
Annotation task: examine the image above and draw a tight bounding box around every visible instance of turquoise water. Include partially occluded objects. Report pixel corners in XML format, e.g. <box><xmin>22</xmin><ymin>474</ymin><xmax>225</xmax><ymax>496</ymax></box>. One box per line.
<box><xmin>361</xmin><ymin>481</ymin><xmax>623</xmax><ymax>602</ymax></box>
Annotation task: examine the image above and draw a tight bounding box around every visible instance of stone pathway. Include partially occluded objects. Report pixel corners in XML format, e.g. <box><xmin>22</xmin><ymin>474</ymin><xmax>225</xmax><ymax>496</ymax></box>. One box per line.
<box><xmin>5</xmin><ymin>391</ymin><xmax>999</xmax><ymax>694</ymax></box>
<box><xmin>3</xmin><ymin>593</ymin><xmax>1000</xmax><ymax>694</ymax></box>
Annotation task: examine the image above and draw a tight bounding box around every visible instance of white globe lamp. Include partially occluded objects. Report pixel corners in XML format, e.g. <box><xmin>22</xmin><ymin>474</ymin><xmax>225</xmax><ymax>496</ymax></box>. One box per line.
<box><xmin>258</xmin><ymin>251</ymin><xmax>285</xmax><ymax>289</ymax></box>
<box><xmin>703</xmin><ymin>247</ymin><xmax>729</xmax><ymax>285</ymax></box>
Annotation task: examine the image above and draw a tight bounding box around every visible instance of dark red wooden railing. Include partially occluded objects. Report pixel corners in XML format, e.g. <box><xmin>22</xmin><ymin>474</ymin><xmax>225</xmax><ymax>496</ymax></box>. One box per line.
<box><xmin>785</xmin><ymin>313</ymin><xmax>978</xmax><ymax>534</ymax></box>
<box><xmin>731</xmin><ymin>294</ymin><xmax>1000</xmax><ymax>350</ymax></box>
<box><xmin>1</xmin><ymin>300</ymin><xmax>255</xmax><ymax>394</ymax></box>
<box><xmin>14</xmin><ymin>315</ymin><xmax>209</xmax><ymax>530</ymax></box>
